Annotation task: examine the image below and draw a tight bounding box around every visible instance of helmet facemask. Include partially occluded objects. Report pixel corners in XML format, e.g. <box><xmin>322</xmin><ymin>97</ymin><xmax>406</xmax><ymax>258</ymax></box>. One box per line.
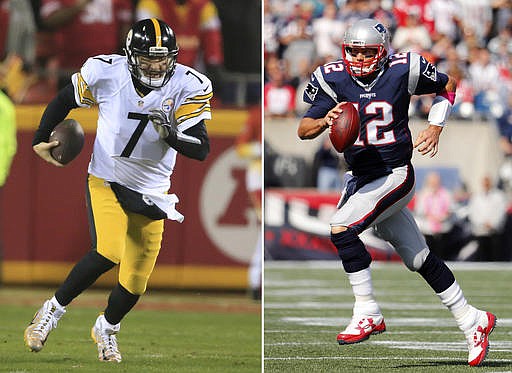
<box><xmin>130</xmin><ymin>47</ymin><xmax>177</xmax><ymax>89</ymax></box>
<box><xmin>342</xmin><ymin>43</ymin><xmax>387</xmax><ymax>77</ymax></box>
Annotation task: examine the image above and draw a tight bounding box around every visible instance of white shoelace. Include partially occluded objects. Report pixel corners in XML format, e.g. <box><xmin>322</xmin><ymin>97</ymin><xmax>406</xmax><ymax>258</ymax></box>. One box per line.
<box><xmin>101</xmin><ymin>333</ymin><xmax>120</xmax><ymax>358</ymax></box>
<box><xmin>33</xmin><ymin>308</ymin><xmax>57</xmax><ymax>337</ymax></box>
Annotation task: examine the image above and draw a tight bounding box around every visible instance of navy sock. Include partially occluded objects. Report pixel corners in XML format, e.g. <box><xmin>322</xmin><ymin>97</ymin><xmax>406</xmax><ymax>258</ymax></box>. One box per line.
<box><xmin>417</xmin><ymin>252</ymin><xmax>455</xmax><ymax>293</ymax></box>
<box><xmin>331</xmin><ymin>228</ymin><xmax>372</xmax><ymax>273</ymax></box>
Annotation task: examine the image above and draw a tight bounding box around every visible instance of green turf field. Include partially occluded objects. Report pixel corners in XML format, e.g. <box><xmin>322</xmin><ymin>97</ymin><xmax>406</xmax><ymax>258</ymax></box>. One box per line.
<box><xmin>0</xmin><ymin>287</ymin><xmax>261</xmax><ymax>372</ymax></box>
<box><xmin>264</xmin><ymin>261</ymin><xmax>512</xmax><ymax>372</ymax></box>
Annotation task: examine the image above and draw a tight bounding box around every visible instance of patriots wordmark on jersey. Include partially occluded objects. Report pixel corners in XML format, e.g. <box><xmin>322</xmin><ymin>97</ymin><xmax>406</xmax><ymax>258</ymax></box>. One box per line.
<box><xmin>303</xmin><ymin>52</ymin><xmax>448</xmax><ymax>176</ymax></box>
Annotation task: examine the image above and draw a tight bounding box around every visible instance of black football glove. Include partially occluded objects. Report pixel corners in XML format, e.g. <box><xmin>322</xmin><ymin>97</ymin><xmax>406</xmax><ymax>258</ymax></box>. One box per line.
<box><xmin>148</xmin><ymin>108</ymin><xmax>201</xmax><ymax>144</ymax></box>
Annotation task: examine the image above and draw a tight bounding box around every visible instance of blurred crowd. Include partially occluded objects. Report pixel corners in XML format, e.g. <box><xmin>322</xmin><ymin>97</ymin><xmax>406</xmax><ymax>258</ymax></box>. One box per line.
<box><xmin>264</xmin><ymin>0</ymin><xmax>512</xmax><ymax>261</ymax></box>
<box><xmin>0</xmin><ymin>0</ymin><xmax>261</xmax><ymax>107</ymax></box>
<box><xmin>264</xmin><ymin>0</ymin><xmax>512</xmax><ymax>121</ymax></box>
<box><xmin>412</xmin><ymin>170</ymin><xmax>512</xmax><ymax>262</ymax></box>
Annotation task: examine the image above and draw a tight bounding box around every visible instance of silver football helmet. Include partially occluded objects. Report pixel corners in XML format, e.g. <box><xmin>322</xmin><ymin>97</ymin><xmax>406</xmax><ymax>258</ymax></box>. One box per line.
<box><xmin>342</xmin><ymin>18</ymin><xmax>391</xmax><ymax>77</ymax></box>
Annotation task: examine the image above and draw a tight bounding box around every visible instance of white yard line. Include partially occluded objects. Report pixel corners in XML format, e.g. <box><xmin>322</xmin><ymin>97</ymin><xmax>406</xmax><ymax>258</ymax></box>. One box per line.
<box><xmin>278</xmin><ymin>316</ymin><xmax>512</xmax><ymax>327</ymax></box>
<box><xmin>265</xmin><ymin>340</ymin><xmax>512</xmax><ymax>353</ymax></box>
<box><xmin>265</xmin><ymin>260</ymin><xmax>512</xmax><ymax>271</ymax></box>
<box><xmin>266</xmin><ymin>301</ymin><xmax>445</xmax><ymax>310</ymax></box>
<box><xmin>264</xmin><ymin>356</ymin><xmax>512</xmax><ymax>363</ymax></box>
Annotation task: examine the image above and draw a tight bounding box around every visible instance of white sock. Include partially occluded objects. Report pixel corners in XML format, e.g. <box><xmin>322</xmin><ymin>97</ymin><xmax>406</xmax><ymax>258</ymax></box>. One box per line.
<box><xmin>347</xmin><ymin>268</ymin><xmax>380</xmax><ymax>315</ymax></box>
<box><xmin>437</xmin><ymin>281</ymin><xmax>478</xmax><ymax>333</ymax></box>
<box><xmin>50</xmin><ymin>296</ymin><xmax>65</xmax><ymax>309</ymax></box>
<box><xmin>49</xmin><ymin>296</ymin><xmax>66</xmax><ymax>320</ymax></box>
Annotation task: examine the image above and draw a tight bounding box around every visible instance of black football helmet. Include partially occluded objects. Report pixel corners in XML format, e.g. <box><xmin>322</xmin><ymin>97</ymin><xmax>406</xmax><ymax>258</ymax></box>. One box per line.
<box><xmin>125</xmin><ymin>18</ymin><xmax>179</xmax><ymax>89</ymax></box>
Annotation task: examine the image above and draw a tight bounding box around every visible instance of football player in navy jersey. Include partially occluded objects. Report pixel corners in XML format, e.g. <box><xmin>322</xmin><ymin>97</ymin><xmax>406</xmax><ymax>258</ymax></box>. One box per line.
<box><xmin>298</xmin><ymin>18</ymin><xmax>495</xmax><ymax>367</ymax></box>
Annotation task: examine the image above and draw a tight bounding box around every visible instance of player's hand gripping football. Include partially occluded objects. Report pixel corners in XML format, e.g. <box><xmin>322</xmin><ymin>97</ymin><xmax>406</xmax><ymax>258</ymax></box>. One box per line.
<box><xmin>413</xmin><ymin>124</ymin><xmax>443</xmax><ymax>157</ymax></box>
<box><xmin>33</xmin><ymin>141</ymin><xmax>65</xmax><ymax>167</ymax></box>
<box><xmin>325</xmin><ymin>102</ymin><xmax>348</xmax><ymax>127</ymax></box>
<box><xmin>148</xmin><ymin>108</ymin><xmax>201</xmax><ymax>144</ymax></box>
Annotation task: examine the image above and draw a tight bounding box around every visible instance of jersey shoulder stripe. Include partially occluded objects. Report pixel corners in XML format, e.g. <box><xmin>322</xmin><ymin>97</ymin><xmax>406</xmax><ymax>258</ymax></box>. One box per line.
<box><xmin>172</xmin><ymin>65</ymin><xmax>213</xmax><ymax>128</ymax></box>
<box><xmin>313</xmin><ymin>66</ymin><xmax>339</xmax><ymax>103</ymax></box>
<box><xmin>74</xmin><ymin>72</ymin><xmax>97</xmax><ymax>107</ymax></box>
<box><xmin>176</xmin><ymin>98</ymin><xmax>212</xmax><ymax>124</ymax></box>
<box><xmin>407</xmin><ymin>52</ymin><xmax>421</xmax><ymax>95</ymax></box>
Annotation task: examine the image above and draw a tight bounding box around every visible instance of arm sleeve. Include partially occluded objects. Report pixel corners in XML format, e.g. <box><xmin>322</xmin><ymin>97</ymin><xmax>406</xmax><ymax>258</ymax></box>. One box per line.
<box><xmin>164</xmin><ymin>120</ymin><xmax>210</xmax><ymax>161</ymax></box>
<box><xmin>32</xmin><ymin>83</ymin><xmax>79</xmax><ymax>146</ymax></box>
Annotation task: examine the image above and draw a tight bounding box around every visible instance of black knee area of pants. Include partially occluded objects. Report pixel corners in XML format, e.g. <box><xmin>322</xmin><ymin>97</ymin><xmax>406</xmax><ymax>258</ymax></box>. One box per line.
<box><xmin>104</xmin><ymin>283</ymin><xmax>140</xmax><ymax>325</ymax></box>
<box><xmin>417</xmin><ymin>251</ymin><xmax>455</xmax><ymax>293</ymax></box>
<box><xmin>55</xmin><ymin>251</ymin><xmax>116</xmax><ymax>306</ymax></box>
<box><xmin>331</xmin><ymin>228</ymin><xmax>371</xmax><ymax>273</ymax></box>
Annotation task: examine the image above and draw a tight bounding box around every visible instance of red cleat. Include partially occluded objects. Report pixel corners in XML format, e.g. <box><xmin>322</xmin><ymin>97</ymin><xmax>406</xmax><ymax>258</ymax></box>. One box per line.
<box><xmin>337</xmin><ymin>315</ymin><xmax>386</xmax><ymax>345</ymax></box>
<box><xmin>467</xmin><ymin>311</ymin><xmax>496</xmax><ymax>367</ymax></box>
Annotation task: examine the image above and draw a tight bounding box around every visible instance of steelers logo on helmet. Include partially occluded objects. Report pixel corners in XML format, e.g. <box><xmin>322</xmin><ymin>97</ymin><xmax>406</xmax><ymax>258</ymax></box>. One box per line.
<box><xmin>342</xmin><ymin>18</ymin><xmax>390</xmax><ymax>77</ymax></box>
<box><xmin>125</xmin><ymin>18</ymin><xmax>179</xmax><ymax>89</ymax></box>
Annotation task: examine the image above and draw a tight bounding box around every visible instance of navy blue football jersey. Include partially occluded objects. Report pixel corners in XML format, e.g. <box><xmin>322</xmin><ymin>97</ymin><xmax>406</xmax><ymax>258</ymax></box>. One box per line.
<box><xmin>303</xmin><ymin>52</ymin><xmax>448</xmax><ymax>176</ymax></box>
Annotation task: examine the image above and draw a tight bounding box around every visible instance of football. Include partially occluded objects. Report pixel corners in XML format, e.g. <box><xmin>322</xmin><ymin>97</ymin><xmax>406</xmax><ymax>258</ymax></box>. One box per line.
<box><xmin>49</xmin><ymin>119</ymin><xmax>85</xmax><ymax>165</ymax></box>
<box><xmin>329</xmin><ymin>102</ymin><xmax>360</xmax><ymax>153</ymax></box>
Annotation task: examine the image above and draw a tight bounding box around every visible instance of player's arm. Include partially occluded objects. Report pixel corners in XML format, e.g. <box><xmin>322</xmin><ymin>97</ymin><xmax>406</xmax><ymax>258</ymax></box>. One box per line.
<box><xmin>32</xmin><ymin>83</ymin><xmax>79</xmax><ymax>167</ymax></box>
<box><xmin>413</xmin><ymin>74</ymin><xmax>456</xmax><ymax>157</ymax></box>
<box><xmin>298</xmin><ymin>117</ymin><xmax>329</xmax><ymax>140</ymax></box>
<box><xmin>148</xmin><ymin>108</ymin><xmax>210</xmax><ymax>161</ymax></box>
<box><xmin>298</xmin><ymin>102</ymin><xmax>347</xmax><ymax>140</ymax></box>
<box><xmin>166</xmin><ymin>120</ymin><xmax>210</xmax><ymax>161</ymax></box>
<box><xmin>412</xmin><ymin>53</ymin><xmax>457</xmax><ymax>158</ymax></box>
<box><xmin>299</xmin><ymin>65</ymin><xmax>342</xmax><ymax>140</ymax></box>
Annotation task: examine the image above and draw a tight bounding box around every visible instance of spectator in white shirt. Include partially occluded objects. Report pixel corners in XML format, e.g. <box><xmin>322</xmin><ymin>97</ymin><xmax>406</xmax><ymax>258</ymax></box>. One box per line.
<box><xmin>468</xmin><ymin>175</ymin><xmax>508</xmax><ymax>261</ymax></box>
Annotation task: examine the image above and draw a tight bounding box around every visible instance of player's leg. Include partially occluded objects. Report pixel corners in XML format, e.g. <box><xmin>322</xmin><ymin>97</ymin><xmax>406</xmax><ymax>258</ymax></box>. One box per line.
<box><xmin>91</xmin><ymin>212</ymin><xmax>164</xmax><ymax>362</ymax></box>
<box><xmin>24</xmin><ymin>175</ymin><xmax>126</xmax><ymax>352</ymax></box>
<box><xmin>374</xmin><ymin>207</ymin><xmax>496</xmax><ymax>366</ymax></box>
<box><xmin>331</xmin><ymin>164</ymin><xmax>414</xmax><ymax>344</ymax></box>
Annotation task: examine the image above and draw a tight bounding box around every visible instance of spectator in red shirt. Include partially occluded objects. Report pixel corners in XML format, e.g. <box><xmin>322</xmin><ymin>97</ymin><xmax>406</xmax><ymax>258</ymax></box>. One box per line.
<box><xmin>40</xmin><ymin>0</ymin><xmax>133</xmax><ymax>89</ymax></box>
<box><xmin>393</xmin><ymin>0</ymin><xmax>435</xmax><ymax>35</ymax></box>
<box><xmin>264</xmin><ymin>61</ymin><xmax>296</xmax><ymax>118</ymax></box>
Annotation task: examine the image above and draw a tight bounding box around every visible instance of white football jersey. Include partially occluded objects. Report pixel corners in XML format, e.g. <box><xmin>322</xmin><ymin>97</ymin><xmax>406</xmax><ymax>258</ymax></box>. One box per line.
<box><xmin>71</xmin><ymin>54</ymin><xmax>212</xmax><ymax>221</ymax></box>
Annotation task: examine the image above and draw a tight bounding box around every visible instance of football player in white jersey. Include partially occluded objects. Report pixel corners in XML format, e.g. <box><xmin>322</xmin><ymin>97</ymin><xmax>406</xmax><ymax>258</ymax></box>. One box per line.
<box><xmin>24</xmin><ymin>18</ymin><xmax>212</xmax><ymax>362</ymax></box>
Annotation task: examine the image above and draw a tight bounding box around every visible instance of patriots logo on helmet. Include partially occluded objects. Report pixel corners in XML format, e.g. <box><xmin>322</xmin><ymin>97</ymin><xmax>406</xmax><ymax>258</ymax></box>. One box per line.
<box><xmin>374</xmin><ymin>23</ymin><xmax>386</xmax><ymax>35</ymax></box>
